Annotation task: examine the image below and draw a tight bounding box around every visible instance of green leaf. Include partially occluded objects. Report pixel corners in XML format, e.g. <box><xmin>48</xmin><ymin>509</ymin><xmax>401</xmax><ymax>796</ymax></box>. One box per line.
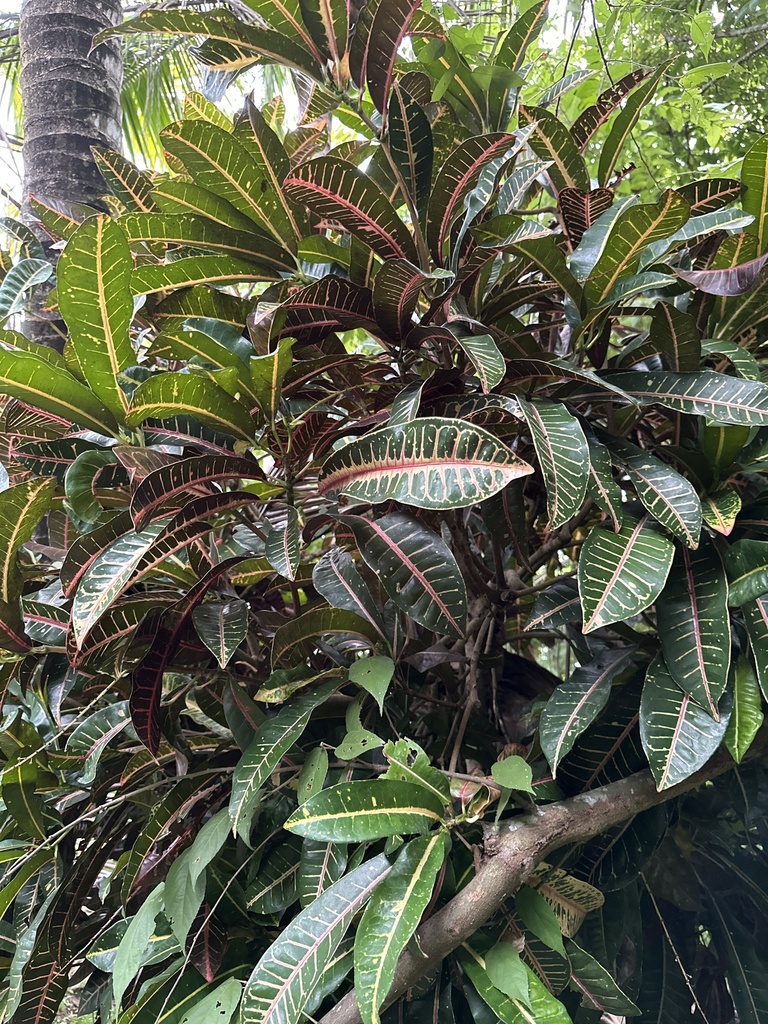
<box><xmin>586</xmin><ymin>437</ymin><xmax>623</xmax><ymax>529</ymax></box>
<box><xmin>162</xmin><ymin>118</ymin><xmax>300</xmax><ymax>248</ymax></box>
<box><xmin>246</xmin><ymin>836</ymin><xmax>302</xmax><ymax>913</ymax></box>
<box><xmin>285</xmin><ymin>780</ymin><xmax>446</xmax><ymax>842</ymax></box>
<box><xmin>229</xmin><ymin>680</ymin><xmax>338</xmax><ymax>843</ymax></box>
<box><xmin>284</xmin><ymin>157</ymin><xmax>418</xmax><ymax>263</ymax></box>
<box><xmin>603</xmin><ymin>370</ymin><xmax>768</xmax><ymax>426</ymax></box>
<box><xmin>58</xmin><ymin>215</ymin><xmax>135</xmax><ymax>420</ymax></box>
<box><xmin>491</xmin><ymin>754</ymin><xmax>534</xmax><ymax>793</ymax></box>
<box><xmin>179</xmin><ymin>977</ymin><xmax>242</xmax><ymax>1024</ymax></box>
<box><xmin>126</xmin><ymin>372</ymin><xmax>255</xmax><ymax>442</ymax></box>
<box><xmin>742</xmin><ymin>134</ymin><xmax>768</xmax><ymax>252</ymax></box>
<box><xmin>455</xmin><ymin>332</ymin><xmax>506</xmax><ymax>394</ymax></box>
<box><xmin>271</xmin><ymin>607</ymin><xmax>381</xmax><ymax>666</ymax></box>
<box><xmin>727</xmin><ymin>539</ymin><xmax>768</xmax><ymax>606</ymax></box>
<box><xmin>565</xmin><ymin>939</ymin><xmax>640</xmax><ymax>1014</ymax></box>
<box><xmin>298</xmin><ymin>839</ymin><xmax>348</xmax><ymax>908</ymax></box>
<box><xmin>354</xmin><ymin>831</ymin><xmax>448</xmax><ymax>1024</ymax></box>
<box><xmin>319</xmin><ymin>417</ymin><xmax>533</xmax><ymax>510</ymax></box>
<box><xmin>606</xmin><ymin>436</ymin><xmax>701</xmax><ymax>548</ymax></box>
<box><xmin>744</xmin><ymin>595</ymin><xmax>768</xmax><ymax>699</ymax></box>
<box><xmin>484</xmin><ymin>942</ymin><xmax>531</xmax><ymax>1007</ymax></box>
<box><xmin>2</xmin><ymin>759</ymin><xmax>46</xmax><ymax>840</ymax></box>
<box><xmin>387</xmin><ymin>84</ymin><xmax>433</xmax><ymax>214</ymax></box>
<box><xmin>724</xmin><ymin>657</ymin><xmax>764</xmax><ymax>763</ymax></box>
<box><xmin>113</xmin><ymin>883</ymin><xmax>165</xmax><ymax>1011</ymax></box>
<box><xmin>702</xmin><ymin>486</ymin><xmax>742</xmax><ymax>536</ymax></box>
<box><xmin>0</xmin><ymin>259</ymin><xmax>52</xmax><ymax>321</ymax></box>
<box><xmin>516</xmin><ymin>885</ymin><xmax>567</xmax><ymax>957</ymax></box>
<box><xmin>639</xmin><ymin>652</ymin><xmax>731</xmax><ymax>790</ymax></box>
<box><xmin>192</xmin><ymin>599</ymin><xmax>248</xmax><ymax>667</ymax></box>
<box><xmin>657</xmin><ymin>542</ymin><xmax>730</xmax><ymax>717</ymax></box>
<box><xmin>342</xmin><ymin>511</ymin><xmax>468</xmax><ymax>637</ymax></box>
<box><xmin>382</xmin><ymin>738</ymin><xmax>451</xmax><ymax>804</ymax></box>
<box><xmin>597</xmin><ymin>63</ymin><xmax>669</xmax><ymax>187</ymax></box>
<box><xmin>349</xmin><ymin>656</ymin><xmax>395</xmax><ymax>713</ymax></box>
<box><xmin>504</xmin><ymin>235</ymin><xmax>584</xmax><ymax>308</ymax></box>
<box><xmin>132</xmin><ymin>255</ymin><xmax>269</xmax><ymax>295</ymax></box>
<box><xmin>298</xmin><ymin>0</ymin><xmax>347</xmax><ymax>65</ymax></box>
<box><xmin>497</xmin><ymin>0</ymin><xmax>549</xmax><ymax>71</ymax></box>
<box><xmin>241</xmin><ymin>855</ymin><xmax>391</xmax><ymax>1024</ymax></box>
<box><xmin>540</xmin><ymin>649</ymin><xmax>632</xmax><ymax>775</ymax></box>
<box><xmin>264</xmin><ymin>506</ymin><xmax>301</xmax><ymax>580</ymax></box>
<box><xmin>312</xmin><ymin>547</ymin><xmax>386</xmax><ymax>639</ymax></box>
<box><xmin>584</xmin><ymin>190</ymin><xmax>690</xmax><ymax>305</ymax></box>
<box><xmin>298</xmin><ymin>748</ymin><xmax>329</xmax><ymax>804</ymax></box>
<box><xmin>519</xmin><ymin>399</ymin><xmax>589</xmax><ymax>530</ymax></box>
<box><xmin>0</xmin><ymin>346</ymin><xmax>118</xmax><ymax>435</ymax></box>
<box><xmin>579</xmin><ymin>515</ymin><xmax>674</xmax><ymax>633</ymax></box>
<box><xmin>93</xmin><ymin>147</ymin><xmax>157</xmax><ymax>212</ymax></box>
<box><xmin>650</xmin><ymin>302</ymin><xmax>700</xmax><ymax>373</ymax></box>
<box><xmin>519</xmin><ymin>105</ymin><xmax>589</xmax><ymax>194</ymax></box>
<box><xmin>164</xmin><ymin>855</ymin><xmax>206</xmax><ymax>949</ymax></box>
<box><xmin>461</xmin><ymin>948</ymin><xmax>572</xmax><ymax>1024</ymax></box>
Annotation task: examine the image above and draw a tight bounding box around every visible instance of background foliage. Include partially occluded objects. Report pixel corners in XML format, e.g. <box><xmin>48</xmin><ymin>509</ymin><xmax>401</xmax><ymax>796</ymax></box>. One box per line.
<box><xmin>0</xmin><ymin>1</ymin><xmax>766</xmax><ymax>1024</ymax></box>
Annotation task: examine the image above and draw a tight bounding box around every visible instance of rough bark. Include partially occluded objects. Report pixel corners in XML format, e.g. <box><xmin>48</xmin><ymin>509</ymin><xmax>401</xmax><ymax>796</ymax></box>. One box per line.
<box><xmin>19</xmin><ymin>0</ymin><xmax>123</xmax><ymax>349</ymax></box>
<box><xmin>321</xmin><ymin>739</ymin><xmax>766</xmax><ymax>1024</ymax></box>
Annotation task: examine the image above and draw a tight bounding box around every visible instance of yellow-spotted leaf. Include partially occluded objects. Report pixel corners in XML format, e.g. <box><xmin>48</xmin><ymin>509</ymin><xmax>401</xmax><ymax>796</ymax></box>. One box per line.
<box><xmin>126</xmin><ymin>373</ymin><xmax>255</xmax><ymax>443</ymax></box>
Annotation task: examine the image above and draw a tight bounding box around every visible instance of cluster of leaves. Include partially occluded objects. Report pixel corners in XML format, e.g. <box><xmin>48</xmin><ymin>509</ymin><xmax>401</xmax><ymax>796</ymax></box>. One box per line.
<box><xmin>0</xmin><ymin>1</ymin><xmax>768</xmax><ymax>1022</ymax></box>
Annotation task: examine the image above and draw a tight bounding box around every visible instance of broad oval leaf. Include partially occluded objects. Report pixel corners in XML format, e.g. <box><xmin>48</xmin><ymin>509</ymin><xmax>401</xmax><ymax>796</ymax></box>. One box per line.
<box><xmin>192</xmin><ymin>599</ymin><xmax>248</xmax><ymax>668</ymax></box>
<box><xmin>319</xmin><ymin>417</ymin><xmax>533</xmax><ymax>510</ymax></box>
<box><xmin>312</xmin><ymin>547</ymin><xmax>386</xmax><ymax>639</ymax></box>
<box><xmin>285</xmin><ymin>780</ymin><xmax>446</xmax><ymax>842</ymax></box>
<box><xmin>579</xmin><ymin>515</ymin><xmax>674</xmax><ymax>633</ymax></box>
<box><xmin>241</xmin><ymin>855</ymin><xmax>391</xmax><ymax>1024</ymax></box>
<box><xmin>726</xmin><ymin>539</ymin><xmax>768</xmax><ymax>607</ymax></box>
<box><xmin>342</xmin><ymin>511</ymin><xmax>467</xmax><ymax>637</ymax></box>
<box><xmin>656</xmin><ymin>542</ymin><xmax>730</xmax><ymax>718</ymax></box>
<box><xmin>0</xmin><ymin>258</ymin><xmax>52</xmax><ymax>322</ymax></box>
<box><xmin>540</xmin><ymin>650</ymin><xmax>633</xmax><ymax>775</ymax></box>
<box><xmin>639</xmin><ymin>653</ymin><xmax>731</xmax><ymax>790</ymax></box>
<box><xmin>271</xmin><ymin>607</ymin><xmax>382</xmax><ymax>666</ymax></box>
<box><xmin>354</xmin><ymin>831</ymin><xmax>448</xmax><ymax>1024</ymax></box>
<box><xmin>519</xmin><ymin>399</ymin><xmax>589</xmax><ymax>529</ymax></box>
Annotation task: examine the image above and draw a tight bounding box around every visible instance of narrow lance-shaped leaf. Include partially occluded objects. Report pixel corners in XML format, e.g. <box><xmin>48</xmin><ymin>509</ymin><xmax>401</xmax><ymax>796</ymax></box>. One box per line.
<box><xmin>640</xmin><ymin>652</ymin><xmax>731</xmax><ymax>790</ymax></box>
<box><xmin>579</xmin><ymin>515</ymin><xmax>674</xmax><ymax>633</ymax></box>
<box><xmin>724</xmin><ymin>657</ymin><xmax>764</xmax><ymax>763</ymax></box>
<box><xmin>496</xmin><ymin>0</ymin><xmax>549</xmax><ymax>71</ymax></box>
<box><xmin>241</xmin><ymin>855</ymin><xmax>392</xmax><ymax>1024</ymax></box>
<box><xmin>565</xmin><ymin>939</ymin><xmax>640</xmax><ymax>1015</ymax></box>
<box><xmin>586</xmin><ymin>438</ymin><xmax>623</xmax><ymax>529</ymax></box>
<box><xmin>454</xmin><ymin>331</ymin><xmax>506</xmax><ymax>393</ymax></box>
<box><xmin>285</xmin><ymin>780</ymin><xmax>445</xmax><ymax>842</ymax></box>
<box><xmin>354</xmin><ymin>831</ymin><xmax>449</xmax><ymax>1024</ymax></box>
<box><xmin>0</xmin><ymin>259</ymin><xmax>52</xmax><ymax>322</ymax></box>
<box><xmin>366</xmin><ymin>0</ymin><xmax>421</xmax><ymax>116</ymax></box>
<box><xmin>341</xmin><ymin>511</ymin><xmax>467</xmax><ymax>637</ymax></box>
<box><xmin>540</xmin><ymin>649</ymin><xmax>633</xmax><ymax>775</ymax></box>
<box><xmin>656</xmin><ymin>542</ymin><xmax>730</xmax><ymax>718</ymax></box>
<box><xmin>387</xmin><ymin>85</ymin><xmax>433</xmax><ymax>215</ymax></box>
<box><xmin>519</xmin><ymin>105</ymin><xmax>590</xmax><ymax>194</ymax></box>
<box><xmin>519</xmin><ymin>399</ymin><xmax>589</xmax><ymax>529</ymax></box>
<box><xmin>229</xmin><ymin>680</ymin><xmax>339</xmax><ymax>843</ymax></box>
<box><xmin>92</xmin><ymin>147</ymin><xmax>157</xmax><ymax>212</ymax></box>
<box><xmin>742</xmin><ymin>134</ymin><xmax>768</xmax><ymax>252</ymax></box>
<box><xmin>265</xmin><ymin>506</ymin><xmax>301</xmax><ymax>581</ymax></box>
<box><xmin>319</xmin><ymin>417</ymin><xmax>533</xmax><ymax>510</ymax></box>
<box><xmin>58</xmin><ymin>215</ymin><xmax>134</xmax><ymax>420</ymax></box>
<box><xmin>126</xmin><ymin>372</ymin><xmax>255</xmax><ymax>443</ymax></box>
<box><xmin>601</xmin><ymin>370</ymin><xmax>768</xmax><ymax>426</ymax></box>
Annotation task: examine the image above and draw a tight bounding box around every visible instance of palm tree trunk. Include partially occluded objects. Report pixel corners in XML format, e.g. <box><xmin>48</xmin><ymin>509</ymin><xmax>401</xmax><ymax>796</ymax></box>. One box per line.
<box><xmin>19</xmin><ymin>0</ymin><xmax>123</xmax><ymax>349</ymax></box>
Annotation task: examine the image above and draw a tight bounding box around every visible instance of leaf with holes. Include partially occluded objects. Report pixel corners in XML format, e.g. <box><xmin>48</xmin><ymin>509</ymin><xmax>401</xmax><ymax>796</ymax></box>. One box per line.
<box><xmin>284</xmin><ymin>157</ymin><xmax>417</xmax><ymax>263</ymax></box>
<box><xmin>656</xmin><ymin>542</ymin><xmax>730</xmax><ymax>718</ymax></box>
<box><xmin>229</xmin><ymin>679</ymin><xmax>339</xmax><ymax>843</ymax></box>
<box><xmin>320</xmin><ymin>417</ymin><xmax>532</xmax><ymax>510</ymax></box>
<box><xmin>640</xmin><ymin>652</ymin><xmax>731</xmax><ymax>790</ymax></box>
<box><xmin>342</xmin><ymin>511</ymin><xmax>467</xmax><ymax>637</ymax></box>
<box><xmin>598</xmin><ymin>63</ymin><xmax>670</xmax><ymax>187</ymax></box>
<box><xmin>354</xmin><ymin>831</ymin><xmax>448</xmax><ymax>1024</ymax></box>
<box><xmin>519</xmin><ymin>399</ymin><xmax>589</xmax><ymax>529</ymax></box>
<box><xmin>540</xmin><ymin>649</ymin><xmax>633</xmax><ymax>775</ymax></box>
<box><xmin>579</xmin><ymin>515</ymin><xmax>674</xmax><ymax>633</ymax></box>
<box><xmin>241</xmin><ymin>855</ymin><xmax>390</xmax><ymax>1024</ymax></box>
<box><xmin>192</xmin><ymin>600</ymin><xmax>248</xmax><ymax>668</ymax></box>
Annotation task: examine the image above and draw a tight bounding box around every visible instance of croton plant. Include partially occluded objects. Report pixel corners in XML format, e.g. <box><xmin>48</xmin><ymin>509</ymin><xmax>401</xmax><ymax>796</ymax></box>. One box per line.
<box><xmin>0</xmin><ymin>1</ymin><xmax>767</xmax><ymax>1023</ymax></box>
